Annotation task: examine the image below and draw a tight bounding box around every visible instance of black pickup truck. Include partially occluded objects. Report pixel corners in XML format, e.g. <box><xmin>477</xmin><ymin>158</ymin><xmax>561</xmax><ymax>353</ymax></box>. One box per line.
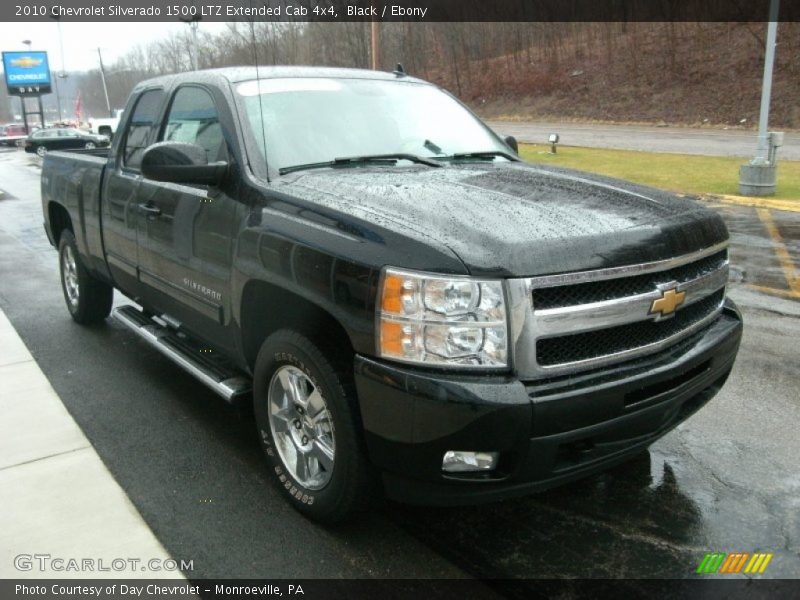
<box><xmin>41</xmin><ymin>67</ymin><xmax>742</xmax><ymax>522</ymax></box>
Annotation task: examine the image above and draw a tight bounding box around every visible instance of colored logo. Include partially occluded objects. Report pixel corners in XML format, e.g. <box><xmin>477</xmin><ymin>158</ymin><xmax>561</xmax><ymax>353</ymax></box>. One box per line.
<box><xmin>649</xmin><ymin>286</ymin><xmax>685</xmax><ymax>318</ymax></box>
<box><xmin>9</xmin><ymin>56</ymin><xmax>43</xmax><ymax>69</ymax></box>
<box><xmin>3</xmin><ymin>51</ymin><xmax>51</xmax><ymax>94</ymax></box>
<box><xmin>696</xmin><ymin>552</ymin><xmax>773</xmax><ymax>575</ymax></box>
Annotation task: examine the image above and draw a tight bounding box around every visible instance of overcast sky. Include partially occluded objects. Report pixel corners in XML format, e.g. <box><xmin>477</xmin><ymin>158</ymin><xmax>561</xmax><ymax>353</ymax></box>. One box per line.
<box><xmin>0</xmin><ymin>21</ymin><xmax>230</xmax><ymax>72</ymax></box>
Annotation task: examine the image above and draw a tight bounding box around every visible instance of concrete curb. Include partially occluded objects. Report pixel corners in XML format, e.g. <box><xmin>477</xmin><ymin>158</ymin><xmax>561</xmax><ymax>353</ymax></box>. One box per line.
<box><xmin>0</xmin><ymin>308</ymin><xmax>185</xmax><ymax>580</ymax></box>
<box><xmin>704</xmin><ymin>194</ymin><xmax>800</xmax><ymax>214</ymax></box>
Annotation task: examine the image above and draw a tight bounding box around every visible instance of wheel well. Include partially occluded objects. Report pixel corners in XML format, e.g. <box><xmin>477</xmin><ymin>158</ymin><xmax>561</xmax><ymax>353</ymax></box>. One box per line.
<box><xmin>48</xmin><ymin>202</ymin><xmax>73</xmax><ymax>245</ymax></box>
<box><xmin>240</xmin><ymin>280</ymin><xmax>355</xmax><ymax>372</ymax></box>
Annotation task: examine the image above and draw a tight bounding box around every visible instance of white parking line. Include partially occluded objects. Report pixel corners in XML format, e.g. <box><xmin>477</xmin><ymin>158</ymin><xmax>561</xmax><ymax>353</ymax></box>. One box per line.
<box><xmin>0</xmin><ymin>308</ymin><xmax>185</xmax><ymax>579</ymax></box>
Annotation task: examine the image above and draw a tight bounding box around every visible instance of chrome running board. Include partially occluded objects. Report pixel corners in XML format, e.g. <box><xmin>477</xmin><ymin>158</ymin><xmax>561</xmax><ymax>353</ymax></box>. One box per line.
<box><xmin>112</xmin><ymin>305</ymin><xmax>251</xmax><ymax>403</ymax></box>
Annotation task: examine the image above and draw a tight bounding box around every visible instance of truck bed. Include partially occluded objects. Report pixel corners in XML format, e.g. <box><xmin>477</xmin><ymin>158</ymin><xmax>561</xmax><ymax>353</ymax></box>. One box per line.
<box><xmin>41</xmin><ymin>149</ymin><xmax>110</xmax><ymax>278</ymax></box>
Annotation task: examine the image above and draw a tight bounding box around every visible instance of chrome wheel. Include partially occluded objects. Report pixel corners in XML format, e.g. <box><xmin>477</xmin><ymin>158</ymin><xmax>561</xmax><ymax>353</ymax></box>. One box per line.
<box><xmin>61</xmin><ymin>244</ymin><xmax>79</xmax><ymax>307</ymax></box>
<box><xmin>267</xmin><ymin>365</ymin><xmax>335</xmax><ymax>490</ymax></box>
<box><xmin>85</xmin><ymin>142</ymin><xmax>96</xmax><ymax>149</ymax></box>
<box><xmin>36</xmin><ymin>145</ymin><xmax>47</xmax><ymax>157</ymax></box>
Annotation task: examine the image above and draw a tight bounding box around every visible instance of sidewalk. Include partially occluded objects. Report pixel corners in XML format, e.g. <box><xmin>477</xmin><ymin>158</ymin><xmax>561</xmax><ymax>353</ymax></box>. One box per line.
<box><xmin>0</xmin><ymin>308</ymin><xmax>182</xmax><ymax>579</ymax></box>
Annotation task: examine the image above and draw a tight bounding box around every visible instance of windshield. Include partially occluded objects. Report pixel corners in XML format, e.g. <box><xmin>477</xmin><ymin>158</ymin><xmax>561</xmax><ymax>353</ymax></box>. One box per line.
<box><xmin>236</xmin><ymin>77</ymin><xmax>509</xmax><ymax>174</ymax></box>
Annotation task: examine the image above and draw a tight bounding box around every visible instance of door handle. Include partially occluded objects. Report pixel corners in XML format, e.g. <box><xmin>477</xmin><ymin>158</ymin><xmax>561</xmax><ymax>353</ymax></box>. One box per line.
<box><xmin>138</xmin><ymin>203</ymin><xmax>161</xmax><ymax>217</ymax></box>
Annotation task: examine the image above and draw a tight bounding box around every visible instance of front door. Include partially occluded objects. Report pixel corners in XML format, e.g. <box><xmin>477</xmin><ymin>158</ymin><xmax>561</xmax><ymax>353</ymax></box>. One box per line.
<box><xmin>102</xmin><ymin>88</ymin><xmax>164</xmax><ymax>296</ymax></box>
<box><xmin>135</xmin><ymin>84</ymin><xmax>239</xmax><ymax>350</ymax></box>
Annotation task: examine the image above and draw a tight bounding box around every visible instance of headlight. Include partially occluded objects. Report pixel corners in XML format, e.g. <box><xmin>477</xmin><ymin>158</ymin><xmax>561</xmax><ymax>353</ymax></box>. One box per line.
<box><xmin>376</xmin><ymin>267</ymin><xmax>508</xmax><ymax>368</ymax></box>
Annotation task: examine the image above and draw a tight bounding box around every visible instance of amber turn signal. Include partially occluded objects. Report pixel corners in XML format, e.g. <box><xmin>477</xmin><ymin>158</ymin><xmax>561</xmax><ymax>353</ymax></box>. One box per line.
<box><xmin>379</xmin><ymin>321</ymin><xmax>405</xmax><ymax>356</ymax></box>
<box><xmin>380</xmin><ymin>273</ymin><xmax>404</xmax><ymax>314</ymax></box>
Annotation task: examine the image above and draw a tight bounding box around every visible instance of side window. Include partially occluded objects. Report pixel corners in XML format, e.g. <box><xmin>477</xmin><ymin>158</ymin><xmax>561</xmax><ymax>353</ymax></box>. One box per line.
<box><xmin>123</xmin><ymin>89</ymin><xmax>164</xmax><ymax>170</ymax></box>
<box><xmin>161</xmin><ymin>86</ymin><xmax>227</xmax><ymax>163</ymax></box>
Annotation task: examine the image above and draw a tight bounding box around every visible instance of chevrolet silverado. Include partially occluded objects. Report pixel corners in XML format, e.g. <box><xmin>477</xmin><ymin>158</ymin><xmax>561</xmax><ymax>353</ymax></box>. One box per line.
<box><xmin>41</xmin><ymin>67</ymin><xmax>742</xmax><ymax>522</ymax></box>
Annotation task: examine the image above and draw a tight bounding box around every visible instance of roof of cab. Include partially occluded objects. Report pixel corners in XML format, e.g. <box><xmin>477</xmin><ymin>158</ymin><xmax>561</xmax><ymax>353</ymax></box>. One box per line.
<box><xmin>132</xmin><ymin>66</ymin><xmax>430</xmax><ymax>92</ymax></box>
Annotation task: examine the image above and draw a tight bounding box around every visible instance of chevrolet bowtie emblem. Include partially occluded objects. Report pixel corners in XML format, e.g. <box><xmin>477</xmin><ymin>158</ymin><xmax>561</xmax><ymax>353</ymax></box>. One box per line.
<box><xmin>10</xmin><ymin>57</ymin><xmax>43</xmax><ymax>69</ymax></box>
<box><xmin>650</xmin><ymin>287</ymin><xmax>686</xmax><ymax>318</ymax></box>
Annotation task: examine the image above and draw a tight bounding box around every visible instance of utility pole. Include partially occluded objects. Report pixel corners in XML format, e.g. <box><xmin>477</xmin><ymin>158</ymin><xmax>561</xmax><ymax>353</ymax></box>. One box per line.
<box><xmin>182</xmin><ymin>2</ymin><xmax>201</xmax><ymax>71</ymax></box>
<box><xmin>47</xmin><ymin>15</ymin><xmax>69</xmax><ymax>123</ymax></box>
<box><xmin>739</xmin><ymin>0</ymin><xmax>781</xmax><ymax>196</ymax></box>
<box><xmin>53</xmin><ymin>70</ymin><xmax>63</xmax><ymax>121</ymax></box>
<box><xmin>188</xmin><ymin>20</ymin><xmax>199</xmax><ymax>70</ymax></box>
<box><xmin>754</xmin><ymin>0</ymin><xmax>779</xmax><ymax>165</ymax></box>
<box><xmin>97</xmin><ymin>47</ymin><xmax>112</xmax><ymax>117</ymax></box>
<box><xmin>370</xmin><ymin>22</ymin><xmax>380</xmax><ymax>70</ymax></box>
<box><xmin>56</xmin><ymin>19</ymin><xmax>67</xmax><ymax>75</ymax></box>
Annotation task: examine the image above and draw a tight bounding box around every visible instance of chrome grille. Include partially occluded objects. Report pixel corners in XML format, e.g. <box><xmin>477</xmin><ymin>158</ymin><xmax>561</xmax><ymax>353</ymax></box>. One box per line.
<box><xmin>507</xmin><ymin>242</ymin><xmax>729</xmax><ymax>378</ymax></box>
<box><xmin>536</xmin><ymin>289</ymin><xmax>725</xmax><ymax>366</ymax></box>
<box><xmin>531</xmin><ymin>250</ymin><xmax>727</xmax><ymax>310</ymax></box>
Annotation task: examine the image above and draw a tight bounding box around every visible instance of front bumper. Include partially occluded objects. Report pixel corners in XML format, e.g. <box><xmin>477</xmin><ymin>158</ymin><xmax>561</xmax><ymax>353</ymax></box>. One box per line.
<box><xmin>354</xmin><ymin>299</ymin><xmax>742</xmax><ymax>505</ymax></box>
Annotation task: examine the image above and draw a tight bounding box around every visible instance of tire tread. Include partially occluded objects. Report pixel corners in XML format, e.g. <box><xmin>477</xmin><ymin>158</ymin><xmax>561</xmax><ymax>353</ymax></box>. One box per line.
<box><xmin>253</xmin><ymin>329</ymin><xmax>375</xmax><ymax>523</ymax></box>
<box><xmin>58</xmin><ymin>230</ymin><xmax>113</xmax><ymax>325</ymax></box>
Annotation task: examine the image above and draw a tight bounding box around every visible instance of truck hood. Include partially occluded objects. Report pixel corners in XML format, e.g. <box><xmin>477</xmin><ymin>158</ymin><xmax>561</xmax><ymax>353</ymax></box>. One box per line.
<box><xmin>281</xmin><ymin>162</ymin><xmax>728</xmax><ymax>278</ymax></box>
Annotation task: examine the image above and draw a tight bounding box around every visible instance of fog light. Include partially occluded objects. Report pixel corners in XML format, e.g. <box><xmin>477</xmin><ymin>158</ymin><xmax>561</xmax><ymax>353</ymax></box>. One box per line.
<box><xmin>442</xmin><ymin>451</ymin><xmax>499</xmax><ymax>473</ymax></box>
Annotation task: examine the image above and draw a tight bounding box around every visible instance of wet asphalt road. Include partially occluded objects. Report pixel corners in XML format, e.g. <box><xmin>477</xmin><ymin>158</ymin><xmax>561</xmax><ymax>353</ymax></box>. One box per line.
<box><xmin>0</xmin><ymin>147</ymin><xmax>798</xmax><ymax>585</ymax></box>
<box><xmin>486</xmin><ymin>121</ymin><xmax>800</xmax><ymax>160</ymax></box>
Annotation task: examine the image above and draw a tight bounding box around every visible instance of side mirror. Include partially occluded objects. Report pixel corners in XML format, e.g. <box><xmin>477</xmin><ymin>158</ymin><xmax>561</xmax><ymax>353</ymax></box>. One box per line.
<box><xmin>141</xmin><ymin>141</ymin><xmax>227</xmax><ymax>186</ymax></box>
<box><xmin>504</xmin><ymin>135</ymin><xmax>518</xmax><ymax>154</ymax></box>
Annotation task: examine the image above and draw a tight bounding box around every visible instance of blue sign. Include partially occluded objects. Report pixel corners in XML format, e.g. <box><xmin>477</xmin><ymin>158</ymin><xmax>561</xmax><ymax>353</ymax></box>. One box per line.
<box><xmin>2</xmin><ymin>51</ymin><xmax>52</xmax><ymax>95</ymax></box>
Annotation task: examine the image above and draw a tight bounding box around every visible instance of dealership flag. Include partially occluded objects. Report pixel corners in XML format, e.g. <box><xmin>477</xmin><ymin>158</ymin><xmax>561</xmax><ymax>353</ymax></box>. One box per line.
<box><xmin>74</xmin><ymin>92</ymin><xmax>83</xmax><ymax>123</ymax></box>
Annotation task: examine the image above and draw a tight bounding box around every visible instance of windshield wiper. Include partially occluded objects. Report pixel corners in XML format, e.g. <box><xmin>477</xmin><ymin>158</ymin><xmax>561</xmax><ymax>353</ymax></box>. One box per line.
<box><xmin>279</xmin><ymin>153</ymin><xmax>442</xmax><ymax>175</ymax></box>
<box><xmin>437</xmin><ymin>151</ymin><xmax>520</xmax><ymax>162</ymax></box>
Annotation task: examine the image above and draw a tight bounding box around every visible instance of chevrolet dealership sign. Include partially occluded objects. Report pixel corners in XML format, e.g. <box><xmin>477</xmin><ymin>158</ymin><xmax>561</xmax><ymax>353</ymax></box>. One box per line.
<box><xmin>2</xmin><ymin>51</ymin><xmax>52</xmax><ymax>95</ymax></box>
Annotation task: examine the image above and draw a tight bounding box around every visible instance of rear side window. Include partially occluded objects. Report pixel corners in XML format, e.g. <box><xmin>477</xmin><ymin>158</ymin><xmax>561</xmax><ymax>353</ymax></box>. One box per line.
<box><xmin>123</xmin><ymin>89</ymin><xmax>164</xmax><ymax>170</ymax></box>
<box><xmin>161</xmin><ymin>86</ymin><xmax>227</xmax><ymax>162</ymax></box>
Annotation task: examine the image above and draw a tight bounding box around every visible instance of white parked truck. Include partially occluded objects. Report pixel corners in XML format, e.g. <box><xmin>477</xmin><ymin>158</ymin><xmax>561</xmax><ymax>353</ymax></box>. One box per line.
<box><xmin>87</xmin><ymin>109</ymin><xmax>124</xmax><ymax>139</ymax></box>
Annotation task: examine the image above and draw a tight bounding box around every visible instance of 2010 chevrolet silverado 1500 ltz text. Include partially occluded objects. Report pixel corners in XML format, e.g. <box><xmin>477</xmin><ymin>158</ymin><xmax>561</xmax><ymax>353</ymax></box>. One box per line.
<box><xmin>41</xmin><ymin>67</ymin><xmax>742</xmax><ymax>522</ymax></box>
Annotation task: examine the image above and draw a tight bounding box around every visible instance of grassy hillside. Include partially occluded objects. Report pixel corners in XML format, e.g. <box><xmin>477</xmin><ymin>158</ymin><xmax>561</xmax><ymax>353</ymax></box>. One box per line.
<box><xmin>426</xmin><ymin>23</ymin><xmax>800</xmax><ymax>129</ymax></box>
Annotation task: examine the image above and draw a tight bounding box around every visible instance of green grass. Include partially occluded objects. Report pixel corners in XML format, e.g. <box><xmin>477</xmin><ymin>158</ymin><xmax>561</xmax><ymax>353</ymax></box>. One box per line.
<box><xmin>518</xmin><ymin>144</ymin><xmax>800</xmax><ymax>201</ymax></box>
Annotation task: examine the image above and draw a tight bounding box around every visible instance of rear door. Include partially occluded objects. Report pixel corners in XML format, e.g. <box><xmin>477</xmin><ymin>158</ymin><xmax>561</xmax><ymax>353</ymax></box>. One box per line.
<box><xmin>135</xmin><ymin>84</ymin><xmax>239</xmax><ymax>349</ymax></box>
<box><xmin>101</xmin><ymin>88</ymin><xmax>164</xmax><ymax>295</ymax></box>
<box><xmin>57</xmin><ymin>129</ymin><xmax>83</xmax><ymax>149</ymax></box>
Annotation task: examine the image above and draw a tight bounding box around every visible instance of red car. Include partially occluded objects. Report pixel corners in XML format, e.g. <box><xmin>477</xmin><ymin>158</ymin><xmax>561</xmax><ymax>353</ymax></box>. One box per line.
<box><xmin>0</xmin><ymin>123</ymin><xmax>28</xmax><ymax>146</ymax></box>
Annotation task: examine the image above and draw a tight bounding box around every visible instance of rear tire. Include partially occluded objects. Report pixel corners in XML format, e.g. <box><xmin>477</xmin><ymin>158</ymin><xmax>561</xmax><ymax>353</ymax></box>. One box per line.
<box><xmin>36</xmin><ymin>145</ymin><xmax>47</xmax><ymax>157</ymax></box>
<box><xmin>253</xmin><ymin>329</ymin><xmax>375</xmax><ymax>523</ymax></box>
<box><xmin>84</xmin><ymin>142</ymin><xmax>96</xmax><ymax>149</ymax></box>
<box><xmin>58</xmin><ymin>230</ymin><xmax>113</xmax><ymax>325</ymax></box>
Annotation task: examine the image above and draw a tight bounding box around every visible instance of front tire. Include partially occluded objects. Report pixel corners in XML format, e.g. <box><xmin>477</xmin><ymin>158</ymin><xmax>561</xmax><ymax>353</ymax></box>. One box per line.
<box><xmin>253</xmin><ymin>330</ymin><xmax>374</xmax><ymax>523</ymax></box>
<box><xmin>84</xmin><ymin>141</ymin><xmax>96</xmax><ymax>149</ymax></box>
<box><xmin>58</xmin><ymin>230</ymin><xmax>113</xmax><ymax>324</ymax></box>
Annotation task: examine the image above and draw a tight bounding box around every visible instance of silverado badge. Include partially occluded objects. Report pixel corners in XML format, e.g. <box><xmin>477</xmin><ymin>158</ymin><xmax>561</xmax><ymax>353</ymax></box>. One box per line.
<box><xmin>650</xmin><ymin>287</ymin><xmax>686</xmax><ymax>318</ymax></box>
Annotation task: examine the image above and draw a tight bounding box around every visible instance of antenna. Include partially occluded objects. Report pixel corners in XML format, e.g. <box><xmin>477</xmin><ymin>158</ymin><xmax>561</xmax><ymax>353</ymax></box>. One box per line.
<box><xmin>393</xmin><ymin>63</ymin><xmax>406</xmax><ymax>77</ymax></box>
<box><xmin>248</xmin><ymin>3</ymin><xmax>269</xmax><ymax>181</ymax></box>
